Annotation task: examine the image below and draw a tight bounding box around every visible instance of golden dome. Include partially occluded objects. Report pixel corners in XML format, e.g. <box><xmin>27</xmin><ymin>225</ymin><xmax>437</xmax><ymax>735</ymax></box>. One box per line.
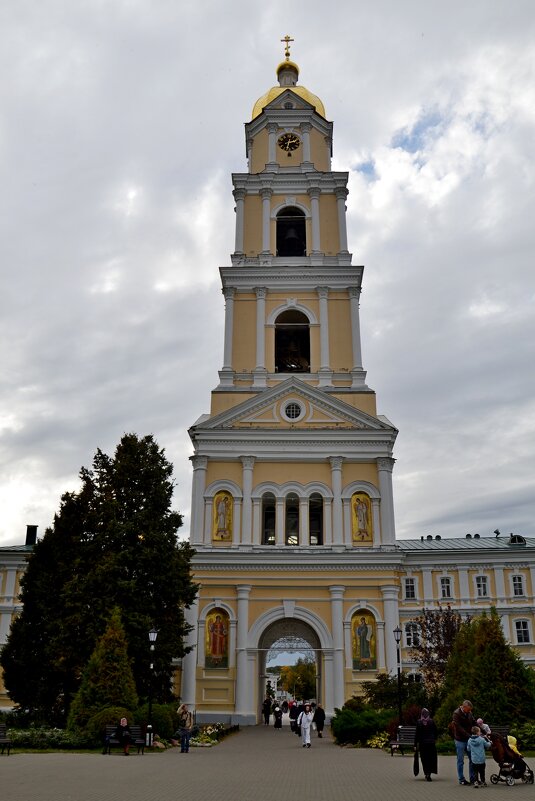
<box><xmin>252</xmin><ymin>59</ymin><xmax>326</xmax><ymax>119</ymax></box>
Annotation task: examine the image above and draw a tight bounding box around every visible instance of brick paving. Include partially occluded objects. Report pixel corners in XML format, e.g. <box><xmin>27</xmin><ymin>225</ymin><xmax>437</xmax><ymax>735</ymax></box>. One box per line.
<box><xmin>0</xmin><ymin>723</ymin><xmax>526</xmax><ymax>801</ymax></box>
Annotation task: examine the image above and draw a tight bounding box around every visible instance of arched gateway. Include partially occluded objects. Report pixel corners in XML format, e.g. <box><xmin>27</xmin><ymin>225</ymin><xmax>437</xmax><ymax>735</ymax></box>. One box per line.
<box><xmin>180</xmin><ymin>46</ymin><xmax>401</xmax><ymax>725</ymax></box>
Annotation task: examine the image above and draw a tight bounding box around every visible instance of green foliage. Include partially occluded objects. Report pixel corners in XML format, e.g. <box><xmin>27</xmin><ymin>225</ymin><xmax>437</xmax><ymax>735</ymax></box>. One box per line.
<box><xmin>409</xmin><ymin>605</ymin><xmax>466</xmax><ymax>698</ymax></box>
<box><xmin>8</xmin><ymin>727</ymin><xmax>94</xmax><ymax>750</ymax></box>
<box><xmin>366</xmin><ymin>732</ymin><xmax>389</xmax><ymax>749</ymax></box>
<box><xmin>134</xmin><ymin>703</ymin><xmax>173</xmax><ymax>739</ymax></box>
<box><xmin>279</xmin><ymin>656</ymin><xmax>317</xmax><ymax>699</ymax></box>
<box><xmin>85</xmin><ymin>706</ymin><xmax>134</xmax><ymax>744</ymax></box>
<box><xmin>435</xmin><ymin>609</ymin><xmax>535</xmax><ymax>729</ymax></box>
<box><xmin>1</xmin><ymin>434</ymin><xmax>197</xmax><ymax>724</ymax></box>
<box><xmin>361</xmin><ymin>672</ymin><xmax>426</xmax><ymax>712</ymax></box>
<box><xmin>514</xmin><ymin>722</ymin><xmax>535</xmax><ymax>751</ymax></box>
<box><xmin>67</xmin><ymin>608</ymin><xmax>138</xmax><ymax>732</ymax></box>
<box><xmin>331</xmin><ymin>706</ymin><xmax>392</xmax><ymax>745</ymax></box>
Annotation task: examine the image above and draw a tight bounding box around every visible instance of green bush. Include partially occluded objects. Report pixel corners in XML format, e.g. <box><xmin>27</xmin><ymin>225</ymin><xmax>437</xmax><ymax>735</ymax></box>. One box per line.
<box><xmin>9</xmin><ymin>727</ymin><xmax>93</xmax><ymax>750</ymax></box>
<box><xmin>134</xmin><ymin>703</ymin><xmax>173</xmax><ymax>739</ymax></box>
<box><xmin>515</xmin><ymin>723</ymin><xmax>535</xmax><ymax>751</ymax></box>
<box><xmin>86</xmin><ymin>706</ymin><xmax>134</xmax><ymax>745</ymax></box>
<box><xmin>331</xmin><ymin>706</ymin><xmax>392</xmax><ymax>745</ymax></box>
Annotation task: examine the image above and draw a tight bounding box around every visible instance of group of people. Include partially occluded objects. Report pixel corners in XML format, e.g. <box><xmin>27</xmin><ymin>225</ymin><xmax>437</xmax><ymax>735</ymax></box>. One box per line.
<box><xmin>414</xmin><ymin>698</ymin><xmax>527</xmax><ymax>786</ymax></box>
<box><xmin>262</xmin><ymin>697</ymin><xmax>326</xmax><ymax>747</ymax></box>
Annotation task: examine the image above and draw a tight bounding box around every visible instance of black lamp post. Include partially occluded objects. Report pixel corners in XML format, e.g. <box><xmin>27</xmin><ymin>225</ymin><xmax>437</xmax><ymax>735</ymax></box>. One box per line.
<box><xmin>147</xmin><ymin>627</ymin><xmax>158</xmax><ymax>746</ymax></box>
<box><xmin>393</xmin><ymin>625</ymin><xmax>403</xmax><ymax>726</ymax></box>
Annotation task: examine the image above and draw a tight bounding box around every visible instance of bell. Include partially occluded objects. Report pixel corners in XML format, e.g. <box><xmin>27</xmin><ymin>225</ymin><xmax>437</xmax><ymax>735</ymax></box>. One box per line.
<box><xmin>283</xmin><ymin>227</ymin><xmax>303</xmax><ymax>255</ymax></box>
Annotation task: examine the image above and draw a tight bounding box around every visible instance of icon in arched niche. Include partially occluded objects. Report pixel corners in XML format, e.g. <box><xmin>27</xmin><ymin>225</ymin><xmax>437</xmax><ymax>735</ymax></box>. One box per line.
<box><xmin>213</xmin><ymin>491</ymin><xmax>232</xmax><ymax>541</ymax></box>
<box><xmin>205</xmin><ymin>608</ymin><xmax>229</xmax><ymax>668</ymax></box>
<box><xmin>352</xmin><ymin>610</ymin><xmax>376</xmax><ymax>670</ymax></box>
<box><xmin>351</xmin><ymin>492</ymin><xmax>373</xmax><ymax>543</ymax></box>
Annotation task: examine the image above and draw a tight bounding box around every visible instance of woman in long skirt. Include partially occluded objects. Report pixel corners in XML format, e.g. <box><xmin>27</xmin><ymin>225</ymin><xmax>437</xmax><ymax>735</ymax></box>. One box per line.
<box><xmin>414</xmin><ymin>708</ymin><xmax>438</xmax><ymax>781</ymax></box>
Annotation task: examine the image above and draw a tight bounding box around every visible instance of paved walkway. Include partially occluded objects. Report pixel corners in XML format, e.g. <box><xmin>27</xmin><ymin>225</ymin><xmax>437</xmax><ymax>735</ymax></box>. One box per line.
<box><xmin>0</xmin><ymin>724</ymin><xmax>526</xmax><ymax>801</ymax></box>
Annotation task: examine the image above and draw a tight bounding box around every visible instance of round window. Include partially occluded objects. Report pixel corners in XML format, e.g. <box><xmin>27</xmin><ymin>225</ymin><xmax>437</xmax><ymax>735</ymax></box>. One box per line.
<box><xmin>284</xmin><ymin>402</ymin><xmax>302</xmax><ymax>420</ymax></box>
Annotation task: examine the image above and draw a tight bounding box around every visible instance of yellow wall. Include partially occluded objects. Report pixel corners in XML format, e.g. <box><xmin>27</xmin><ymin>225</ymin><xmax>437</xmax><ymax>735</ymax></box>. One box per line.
<box><xmin>319</xmin><ymin>194</ymin><xmax>340</xmax><ymax>255</ymax></box>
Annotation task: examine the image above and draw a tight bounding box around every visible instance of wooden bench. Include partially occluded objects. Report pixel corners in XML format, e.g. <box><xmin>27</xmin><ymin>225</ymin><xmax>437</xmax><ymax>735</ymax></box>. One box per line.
<box><xmin>104</xmin><ymin>724</ymin><xmax>145</xmax><ymax>754</ymax></box>
<box><xmin>390</xmin><ymin>725</ymin><xmax>416</xmax><ymax>756</ymax></box>
<box><xmin>487</xmin><ymin>725</ymin><xmax>509</xmax><ymax>739</ymax></box>
<box><xmin>0</xmin><ymin>724</ymin><xmax>12</xmax><ymax>756</ymax></box>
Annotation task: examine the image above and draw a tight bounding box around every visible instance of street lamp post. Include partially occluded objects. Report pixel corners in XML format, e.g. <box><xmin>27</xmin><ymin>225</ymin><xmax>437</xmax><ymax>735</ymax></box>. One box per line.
<box><xmin>393</xmin><ymin>625</ymin><xmax>403</xmax><ymax>726</ymax></box>
<box><xmin>147</xmin><ymin>627</ymin><xmax>158</xmax><ymax>746</ymax></box>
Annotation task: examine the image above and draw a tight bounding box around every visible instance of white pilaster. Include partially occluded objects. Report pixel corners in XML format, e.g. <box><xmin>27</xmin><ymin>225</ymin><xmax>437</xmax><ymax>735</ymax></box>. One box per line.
<box><xmin>222</xmin><ymin>287</ymin><xmax>235</xmax><ymax>371</ymax></box>
<box><xmin>235</xmin><ymin>585</ymin><xmax>252</xmax><ymax>717</ymax></box>
<box><xmin>377</xmin><ymin>458</ymin><xmax>396</xmax><ymax>545</ymax></box>
<box><xmin>330</xmin><ymin>457</ymin><xmax>344</xmax><ymax>545</ymax></box>
<box><xmin>252</xmin><ymin>498</ymin><xmax>261</xmax><ymax>545</ymax></box>
<box><xmin>349</xmin><ymin>287</ymin><xmax>364</xmax><ymax>372</ymax></box>
<box><xmin>494</xmin><ymin>566</ymin><xmax>505</xmax><ymax>603</ymax></box>
<box><xmin>232</xmin><ymin>499</ymin><xmax>242</xmax><ymax>545</ymax></box>
<box><xmin>203</xmin><ymin>499</ymin><xmax>213</xmax><ymax>545</ymax></box>
<box><xmin>267</xmin><ymin>123</ymin><xmax>278</xmax><ymax>166</ymax></box>
<box><xmin>376</xmin><ymin>621</ymin><xmax>386</xmax><ymax>669</ymax></box>
<box><xmin>335</xmin><ymin>186</ymin><xmax>349</xmax><ymax>252</ymax></box>
<box><xmin>308</xmin><ymin>186</ymin><xmax>321</xmax><ymax>253</ymax></box>
<box><xmin>329</xmin><ymin>585</ymin><xmax>346</xmax><ymax>710</ymax></box>
<box><xmin>189</xmin><ymin>455</ymin><xmax>208</xmax><ymax>545</ymax></box>
<box><xmin>342</xmin><ymin>499</ymin><xmax>352</xmax><ymax>547</ymax></box>
<box><xmin>241</xmin><ymin>456</ymin><xmax>255</xmax><ymax>545</ymax></box>
<box><xmin>299</xmin><ymin>497</ymin><xmax>309</xmax><ymax>545</ymax></box>
<box><xmin>181</xmin><ymin>595</ymin><xmax>199</xmax><ymax>707</ymax></box>
<box><xmin>300</xmin><ymin>122</ymin><xmax>312</xmax><ymax>165</ymax></box>
<box><xmin>324</xmin><ymin>498</ymin><xmax>333</xmax><ymax>546</ymax></box>
<box><xmin>261</xmin><ymin>188</ymin><xmax>272</xmax><ymax>253</ymax></box>
<box><xmin>317</xmin><ymin>286</ymin><xmax>331</xmax><ymax>373</ymax></box>
<box><xmin>233</xmin><ymin>188</ymin><xmax>245</xmax><ymax>253</ymax></box>
<box><xmin>276</xmin><ymin>497</ymin><xmax>285</xmax><ymax>546</ymax></box>
<box><xmin>458</xmin><ymin>568</ymin><xmax>469</xmax><ymax>606</ymax></box>
<box><xmin>382</xmin><ymin>585</ymin><xmax>400</xmax><ymax>674</ymax></box>
<box><xmin>422</xmin><ymin>569</ymin><xmax>433</xmax><ymax>604</ymax></box>
<box><xmin>372</xmin><ymin>499</ymin><xmax>381</xmax><ymax>547</ymax></box>
<box><xmin>253</xmin><ymin>287</ymin><xmax>267</xmax><ymax>388</ymax></box>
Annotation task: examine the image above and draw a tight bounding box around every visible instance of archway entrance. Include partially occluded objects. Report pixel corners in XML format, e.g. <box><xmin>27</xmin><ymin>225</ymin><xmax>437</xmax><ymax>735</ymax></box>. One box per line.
<box><xmin>257</xmin><ymin>618</ymin><xmax>321</xmax><ymax>721</ymax></box>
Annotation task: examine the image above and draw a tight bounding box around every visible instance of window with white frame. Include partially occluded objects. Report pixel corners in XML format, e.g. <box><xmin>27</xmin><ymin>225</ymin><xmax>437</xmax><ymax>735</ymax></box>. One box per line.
<box><xmin>512</xmin><ymin>575</ymin><xmax>524</xmax><ymax>597</ymax></box>
<box><xmin>404</xmin><ymin>577</ymin><xmax>416</xmax><ymax>600</ymax></box>
<box><xmin>405</xmin><ymin>622</ymin><xmax>420</xmax><ymax>647</ymax></box>
<box><xmin>408</xmin><ymin>673</ymin><xmax>423</xmax><ymax>684</ymax></box>
<box><xmin>440</xmin><ymin>576</ymin><xmax>452</xmax><ymax>599</ymax></box>
<box><xmin>515</xmin><ymin>619</ymin><xmax>530</xmax><ymax>644</ymax></box>
<box><xmin>476</xmin><ymin>575</ymin><xmax>488</xmax><ymax>598</ymax></box>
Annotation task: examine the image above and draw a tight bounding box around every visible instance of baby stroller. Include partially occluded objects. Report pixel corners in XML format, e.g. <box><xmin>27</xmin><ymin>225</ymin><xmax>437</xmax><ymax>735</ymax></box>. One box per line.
<box><xmin>489</xmin><ymin>732</ymin><xmax>534</xmax><ymax>786</ymax></box>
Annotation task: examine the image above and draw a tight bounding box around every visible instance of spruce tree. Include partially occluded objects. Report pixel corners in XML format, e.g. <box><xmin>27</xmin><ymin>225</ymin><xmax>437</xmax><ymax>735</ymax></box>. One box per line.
<box><xmin>68</xmin><ymin>607</ymin><xmax>138</xmax><ymax>732</ymax></box>
<box><xmin>1</xmin><ymin>433</ymin><xmax>197</xmax><ymax>723</ymax></box>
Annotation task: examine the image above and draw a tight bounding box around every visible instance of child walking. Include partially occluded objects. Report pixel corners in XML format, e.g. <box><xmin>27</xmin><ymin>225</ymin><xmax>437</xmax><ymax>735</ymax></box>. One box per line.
<box><xmin>467</xmin><ymin>725</ymin><xmax>491</xmax><ymax>787</ymax></box>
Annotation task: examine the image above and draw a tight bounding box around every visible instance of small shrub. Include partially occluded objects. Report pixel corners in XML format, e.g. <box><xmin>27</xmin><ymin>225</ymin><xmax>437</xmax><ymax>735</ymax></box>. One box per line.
<box><xmin>515</xmin><ymin>723</ymin><xmax>535</xmax><ymax>751</ymax></box>
<box><xmin>86</xmin><ymin>706</ymin><xmax>134</xmax><ymax>745</ymax></box>
<box><xmin>331</xmin><ymin>706</ymin><xmax>391</xmax><ymax>746</ymax></box>
<box><xmin>367</xmin><ymin>732</ymin><xmax>389</xmax><ymax>749</ymax></box>
<box><xmin>9</xmin><ymin>727</ymin><xmax>93</xmax><ymax>750</ymax></box>
<box><xmin>134</xmin><ymin>703</ymin><xmax>173</xmax><ymax>739</ymax></box>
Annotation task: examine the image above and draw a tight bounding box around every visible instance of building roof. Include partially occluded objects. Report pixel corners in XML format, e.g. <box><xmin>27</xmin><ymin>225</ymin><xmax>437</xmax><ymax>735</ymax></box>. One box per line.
<box><xmin>398</xmin><ymin>534</ymin><xmax>534</xmax><ymax>551</ymax></box>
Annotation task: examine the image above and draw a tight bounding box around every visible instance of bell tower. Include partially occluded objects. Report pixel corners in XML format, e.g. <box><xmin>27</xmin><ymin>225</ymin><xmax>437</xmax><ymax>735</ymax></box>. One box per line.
<box><xmin>182</xmin><ymin>40</ymin><xmax>402</xmax><ymax>725</ymax></box>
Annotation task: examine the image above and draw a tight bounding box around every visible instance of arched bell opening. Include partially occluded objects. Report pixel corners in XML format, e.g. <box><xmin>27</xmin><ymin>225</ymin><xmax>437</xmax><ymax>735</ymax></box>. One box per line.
<box><xmin>274</xmin><ymin>309</ymin><xmax>310</xmax><ymax>373</ymax></box>
<box><xmin>276</xmin><ymin>206</ymin><xmax>306</xmax><ymax>257</ymax></box>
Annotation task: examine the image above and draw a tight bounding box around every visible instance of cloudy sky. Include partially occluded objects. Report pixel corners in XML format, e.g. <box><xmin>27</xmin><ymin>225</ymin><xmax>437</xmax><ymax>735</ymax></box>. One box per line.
<box><xmin>1</xmin><ymin>0</ymin><xmax>534</xmax><ymax>547</ymax></box>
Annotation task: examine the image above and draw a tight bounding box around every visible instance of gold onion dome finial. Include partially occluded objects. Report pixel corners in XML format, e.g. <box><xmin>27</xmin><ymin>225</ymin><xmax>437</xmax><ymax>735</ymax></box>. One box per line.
<box><xmin>251</xmin><ymin>35</ymin><xmax>326</xmax><ymax>120</ymax></box>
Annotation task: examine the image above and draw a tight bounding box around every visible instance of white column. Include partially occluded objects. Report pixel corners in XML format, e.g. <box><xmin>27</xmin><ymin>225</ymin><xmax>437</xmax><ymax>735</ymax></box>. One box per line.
<box><xmin>330</xmin><ymin>457</ymin><xmax>344</xmax><ymax>545</ymax></box>
<box><xmin>342</xmin><ymin>499</ymin><xmax>352</xmax><ymax>547</ymax></box>
<box><xmin>308</xmin><ymin>187</ymin><xmax>321</xmax><ymax>253</ymax></box>
<box><xmin>222</xmin><ymin>287</ymin><xmax>235</xmax><ymax>371</ymax></box>
<box><xmin>324</xmin><ymin>499</ymin><xmax>333</xmax><ymax>545</ymax></box>
<box><xmin>267</xmin><ymin>123</ymin><xmax>278</xmax><ymax>165</ymax></box>
<box><xmin>349</xmin><ymin>287</ymin><xmax>364</xmax><ymax>371</ymax></box>
<box><xmin>235</xmin><ymin>585</ymin><xmax>252</xmax><ymax>718</ymax></box>
<box><xmin>329</xmin><ymin>586</ymin><xmax>346</xmax><ymax>710</ymax></box>
<box><xmin>232</xmin><ymin>499</ymin><xmax>242</xmax><ymax>545</ymax></box>
<box><xmin>233</xmin><ymin>188</ymin><xmax>245</xmax><ymax>253</ymax></box>
<box><xmin>276</xmin><ymin>498</ymin><xmax>285</xmax><ymax>546</ymax></box>
<box><xmin>372</xmin><ymin>499</ymin><xmax>381</xmax><ymax>547</ymax></box>
<box><xmin>300</xmin><ymin>122</ymin><xmax>312</xmax><ymax>164</ymax></box>
<box><xmin>181</xmin><ymin>595</ymin><xmax>199</xmax><ymax>707</ymax></box>
<box><xmin>254</xmin><ymin>287</ymin><xmax>267</xmax><ymax>382</ymax></box>
<box><xmin>261</xmin><ymin>188</ymin><xmax>272</xmax><ymax>253</ymax></box>
<box><xmin>299</xmin><ymin>497</ymin><xmax>309</xmax><ymax>546</ymax></box>
<box><xmin>376</xmin><ymin>621</ymin><xmax>386</xmax><ymax>669</ymax></box>
<box><xmin>317</xmin><ymin>286</ymin><xmax>330</xmax><ymax>371</ymax></box>
<box><xmin>335</xmin><ymin>186</ymin><xmax>349</xmax><ymax>252</ymax></box>
<box><xmin>252</xmin><ymin>498</ymin><xmax>261</xmax><ymax>545</ymax></box>
<box><xmin>189</xmin><ymin>456</ymin><xmax>208</xmax><ymax>545</ymax></box>
<box><xmin>377</xmin><ymin>458</ymin><xmax>396</xmax><ymax>545</ymax></box>
<box><xmin>241</xmin><ymin>456</ymin><xmax>255</xmax><ymax>545</ymax></box>
<box><xmin>323</xmin><ymin>650</ymin><xmax>335</xmax><ymax>718</ymax></box>
<box><xmin>203</xmin><ymin>499</ymin><xmax>213</xmax><ymax>545</ymax></box>
<box><xmin>382</xmin><ymin>585</ymin><xmax>400</xmax><ymax>674</ymax></box>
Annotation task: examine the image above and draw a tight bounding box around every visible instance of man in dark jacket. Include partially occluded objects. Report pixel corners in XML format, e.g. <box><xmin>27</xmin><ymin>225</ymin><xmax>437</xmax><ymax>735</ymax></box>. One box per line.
<box><xmin>452</xmin><ymin>700</ymin><xmax>476</xmax><ymax>785</ymax></box>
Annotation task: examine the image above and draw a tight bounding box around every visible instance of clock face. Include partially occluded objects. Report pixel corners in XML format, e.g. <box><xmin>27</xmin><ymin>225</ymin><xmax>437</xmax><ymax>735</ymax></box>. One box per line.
<box><xmin>278</xmin><ymin>133</ymin><xmax>300</xmax><ymax>152</ymax></box>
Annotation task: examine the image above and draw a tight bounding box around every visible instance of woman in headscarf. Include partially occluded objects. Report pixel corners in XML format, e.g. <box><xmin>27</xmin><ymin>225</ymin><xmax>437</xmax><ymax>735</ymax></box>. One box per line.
<box><xmin>414</xmin><ymin>708</ymin><xmax>438</xmax><ymax>781</ymax></box>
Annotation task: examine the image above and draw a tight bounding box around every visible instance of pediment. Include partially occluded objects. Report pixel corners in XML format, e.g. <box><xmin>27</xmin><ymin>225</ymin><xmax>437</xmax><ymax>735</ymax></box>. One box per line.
<box><xmin>263</xmin><ymin>89</ymin><xmax>316</xmax><ymax>115</ymax></box>
<box><xmin>197</xmin><ymin>379</ymin><xmax>393</xmax><ymax>432</ymax></box>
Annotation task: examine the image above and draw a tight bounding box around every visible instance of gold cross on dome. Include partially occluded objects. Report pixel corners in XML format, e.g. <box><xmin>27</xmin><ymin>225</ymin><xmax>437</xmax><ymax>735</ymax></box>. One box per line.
<box><xmin>281</xmin><ymin>34</ymin><xmax>294</xmax><ymax>60</ymax></box>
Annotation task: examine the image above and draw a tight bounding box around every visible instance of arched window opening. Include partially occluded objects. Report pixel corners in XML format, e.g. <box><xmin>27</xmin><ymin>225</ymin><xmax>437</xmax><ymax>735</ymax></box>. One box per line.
<box><xmin>275</xmin><ymin>310</ymin><xmax>310</xmax><ymax>373</ymax></box>
<box><xmin>276</xmin><ymin>206</ymin><xmax>306</xmax><ymax>257</ymax></box>
<box><xmin>285</xmin><ymin>493</ymin><xmax>299</xmax><ymax>545</ymax></box>
<box><xmin>262</xmin><ymin>492</ymin><xmax>276</xmax><ymax>545</ymax></box>
<box><xmin>309</xmin><ymin>493</ymin><xmax>323</xmax><ymax>545</ymax></box>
